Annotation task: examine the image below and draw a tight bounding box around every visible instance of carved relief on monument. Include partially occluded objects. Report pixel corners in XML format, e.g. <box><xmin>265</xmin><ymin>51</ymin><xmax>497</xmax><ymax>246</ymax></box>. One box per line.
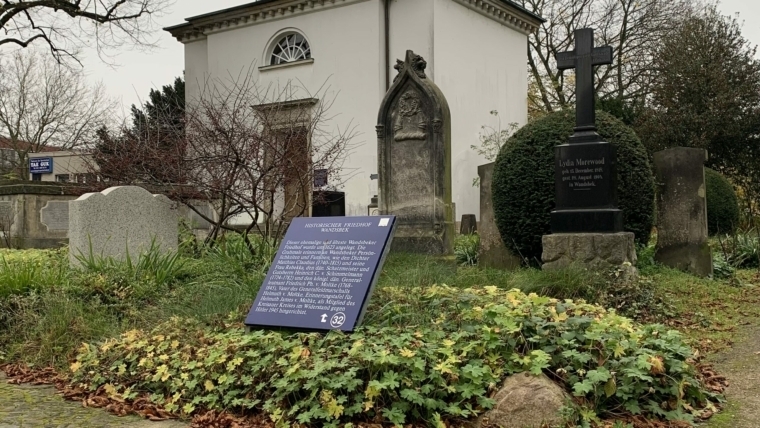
<box><xmin>393</xmin><ymin>91</ymin><xmax>427</xmax><ymax>142</ymax></box>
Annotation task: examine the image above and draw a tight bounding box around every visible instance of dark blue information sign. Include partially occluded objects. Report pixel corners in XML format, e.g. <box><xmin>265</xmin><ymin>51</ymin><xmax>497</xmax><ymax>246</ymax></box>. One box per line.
<box><xmin>245</xmin><ymin>216</ymin><xmax>396</xmax><ymax>332</ymax></box>
<box><xmin>29</xmin><ymin>157</ymin><xmax>53</xmax><ymax>174</ymax></box>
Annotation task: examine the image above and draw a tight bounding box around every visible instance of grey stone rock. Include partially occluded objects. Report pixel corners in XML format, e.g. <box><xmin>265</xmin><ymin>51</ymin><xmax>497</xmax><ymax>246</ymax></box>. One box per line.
<box><xmin>461</xmin><ymin>214</ymin><xmax>477</xmax><ymax>235</ymax></box>
<box><xmin>478</xmin><ymin>373</ymin><xmax>570</xmax><ymax>428</ymax></box>
<box><xmin>478</xmin><ymin>163</ymin><xmax>521</xmax><ymax>269</ymax></box>
<box><xmin>653</xmin><ymin>147</ymin><xmax>712</xmax><ymax>277</ymax></box>
<box><xmin>542</xmin><ymin>232</ymin><xmax>637</xmax><ymax>274</ymax></box>
<box><xmin>377</xmin><ymin>50</ymin><xmax>454</xmax><ymax>255</ymax></box>
<box><xmin>69</xmin><ymin>186</ymin><xmax>178</xmax><ymax>266</ymax></box>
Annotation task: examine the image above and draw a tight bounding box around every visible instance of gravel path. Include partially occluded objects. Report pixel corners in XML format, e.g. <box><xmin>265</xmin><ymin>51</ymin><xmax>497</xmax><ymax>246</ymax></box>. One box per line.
<box><xmin>0</xmin><ymin>374</ymin><xmax>187</xmax><ymax>428</ymax></box>
<box><xmin>707</xmin><ymin>324</ymin><xmax>760</xmax><ymax>428</ymax></box>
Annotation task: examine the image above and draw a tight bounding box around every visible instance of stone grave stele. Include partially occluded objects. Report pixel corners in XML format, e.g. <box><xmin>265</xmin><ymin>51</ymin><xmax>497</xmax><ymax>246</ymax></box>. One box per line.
<box><xmin>542</xmin><ymin>28</ymin><xmax>636</xmax><ymax>272</ymax></box>
<box><xmin>377</xmin><ymin>50</ymin><xmax>455</xmax><ymax>255</ymax></box>
<box><xmin>68</xmin><ymin>186</ymin><xmax>178</xmax><ymax>266</ymax></box>
<box><xmin>653</xmin><ymin>148</ymin><xmax>713</xmax><ymax>277</ymax></box>
<box><xmin>478</xmin><ymin>163</ymin><xmax>521</xmax><ymax>270</ymax></box>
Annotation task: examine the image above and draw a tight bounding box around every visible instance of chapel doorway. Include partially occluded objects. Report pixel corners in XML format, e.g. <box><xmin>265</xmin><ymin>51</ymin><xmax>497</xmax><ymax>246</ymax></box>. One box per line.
<box><xmin>312</xmin><ymin>191</ymin><xmax>346</xmax><ymax>217</ymax></box>
<box><xmin>280</xmin><ymin>129</ymin><xmax>310</xmax><ymax>221</ymax></box>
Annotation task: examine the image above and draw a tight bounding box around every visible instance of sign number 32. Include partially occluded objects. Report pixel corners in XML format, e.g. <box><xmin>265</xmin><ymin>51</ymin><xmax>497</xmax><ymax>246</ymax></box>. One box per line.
<box><xmin>330</xmin><ymin>313</ymin><xmax>346</xmax><ymax>328</ymax></box>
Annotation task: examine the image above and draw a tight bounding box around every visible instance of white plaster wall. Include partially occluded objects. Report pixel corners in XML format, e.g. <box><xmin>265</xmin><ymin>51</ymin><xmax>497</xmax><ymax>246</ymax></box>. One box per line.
<box><xmin>433</xmin><ymin>0</ymin><xmax>529</xmax><ymax>220</ymax></box>
<box><xmin>388</xmin><ymin>0</ymin><xmax>435</xmax><ymax>80</ymax></box>
<box><xmin>185</xmin><ymin>0</ymin><xmax>384</xmax><ymax>217</ymax></box>
<box><xmin>184</xmin><ymin>39</ymin><xmax>209</xmax><ymax>103</ymax></box>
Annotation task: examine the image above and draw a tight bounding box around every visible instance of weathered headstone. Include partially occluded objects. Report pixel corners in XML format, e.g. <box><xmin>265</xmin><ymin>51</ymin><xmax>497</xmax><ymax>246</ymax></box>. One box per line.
<box><xmin>460</xmin><ymin>214</ymin><xmax>477</xmax><ymax>235</ymax></box>
<box><xmin>0</xmin><ymin>201</ymin><xmax>12</xmax><ymax>222</ymax></box>
<box><xmin>40</xmin><ymin>201</ymin><xmax>69</xmax><ymax>231</ymax></box>
<box><xmin>245</xmin><ymin>216</ymin><xmax>396</xmax><ymax>332</ymax></box>
<box><xmin>377</xmin><ymin>50</ymin><xmax>455</xmax><ymax>255</ymax></box>
<box><xmin>187</xmin><ymin>204</ymin><xmax>213</xmax><ymax>230</ymax></box>
<box><xmin>654</xmin><ymin>148</ymin><xmax>712</xmax><ymax>277</ymax></box>
<box><xmin>542</xmin><ymin>28</ymin><xmax>636</xmax><ymax>272</ymax></box>
<box><xmin>478</xmin><ymin>163</ymin><xmax>521</xmax><ymax>269</ymax></box>
<box><xmin>68</xmin><ymin>186</ymin><xmax>178</xmax><ymax>266</ymax></box>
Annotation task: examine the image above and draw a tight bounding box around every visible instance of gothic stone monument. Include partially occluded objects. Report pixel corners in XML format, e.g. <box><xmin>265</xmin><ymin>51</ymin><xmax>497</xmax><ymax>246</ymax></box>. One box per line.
<box><xmin>377</xmin><ymin>50</ymin><xmax>454</xmax><ymax>255</ymax></box>
<box><xmin>542</xmin><ymin>29</ymin><xmax>636</xmax><ymax>272</ymax></box>
<box><xmin>654</xmin><ymin>148</ymin><xmax>713</xmax><ymax>277</ymax></box>
<box><xmin>69</xmin><ymin>186</ymin><xmax>178</xmax><ymax>267</ymax></box>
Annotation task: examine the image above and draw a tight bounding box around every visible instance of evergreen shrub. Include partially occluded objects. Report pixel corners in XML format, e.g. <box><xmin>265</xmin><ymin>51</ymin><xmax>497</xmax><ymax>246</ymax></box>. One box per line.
<box><xmin>704</xmin><ymin>168</ymin><xmax>739</xmax><ymax>235</ymax></box>
<box><xmin>492</xmin><ymin>110</ymin><xmax>655</xmax><ymax>263</ymax></box>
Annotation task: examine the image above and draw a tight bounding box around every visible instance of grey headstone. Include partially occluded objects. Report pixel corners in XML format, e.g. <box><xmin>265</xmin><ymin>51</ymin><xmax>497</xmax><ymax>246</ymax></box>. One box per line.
<box><xmin>377</xmin><ymin>50</ymin><xmax>454</xmax><ymax>255</ymax></box>
<box><xmin>40</xmin><ymin>201</ymin><xmax>70</xmax><ymax>231</ymax></box>
<box><xmin>653</xmin><ymin>147</ymin><xmax>712</xmax><ymax>277</ymax></box>
<box><xmin>460</xmin><ymin>214</ymin><xmax>477</xmax><ymax>235</ymax></box>
<box><xmin>188</xmin><ymin>204</ymin><xmax>212</xmax><ymax>229</ymax></box>
<box><xmin>69</xmin><ymin>186</ymin><xmax>178</xmax><ymax>266</ymax></box>
<box><xmin>0</xmin><ymin>201</ymin><xmax>11</xmax><ymax>221</ymax></box>
<box><xmin>478</xmin><ymin>163</ymin><xmax>521</xmax><ymax>270</ymax></box>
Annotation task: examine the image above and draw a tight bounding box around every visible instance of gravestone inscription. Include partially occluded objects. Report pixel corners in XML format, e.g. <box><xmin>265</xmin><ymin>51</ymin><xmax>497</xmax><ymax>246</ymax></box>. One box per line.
<box><xmin>377</xmin><ymin>50</ymin><xmax>454</xmax><ymax>255</ymax></box>
<box><xmin>245</xmin><ymin>216</ymin><xmax>396</xmax><ymax>332</ymax></box>
<box><xmin>551</xmin><ymin>28</ymin><xmax>622</xmax><ymax>233</ymax></box>
<box><xmin>40</xmin><ymin>201</ymin><xmax>70</xmax><ymax>231</ymax></box>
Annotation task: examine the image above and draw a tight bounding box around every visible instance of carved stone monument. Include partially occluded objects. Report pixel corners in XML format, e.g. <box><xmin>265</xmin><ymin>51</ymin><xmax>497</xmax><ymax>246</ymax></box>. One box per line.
<box><xmin>542</xmin><ymin>29</ymin><xmax>636</xmax><ymax>273</ymax></box>
<box><xmin>654</xmin><ymin>148</ymin><xmax>713</xmax><ymax>277</ymax></box>
<box><xmin>40</xmin><ymin>201</ymin><xmax>70</xmax><ymax>231</ymax></box>
<box><xmin>377</xmin><ymin>50</ymin><xmax>454</xmax><ymax>255</ymax></box>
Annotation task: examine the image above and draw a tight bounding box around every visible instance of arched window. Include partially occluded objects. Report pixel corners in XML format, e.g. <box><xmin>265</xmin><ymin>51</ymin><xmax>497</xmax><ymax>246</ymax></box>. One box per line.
<box><xmin>270</xmin><ymin>33</ymin><xmax>311</xmax><ymax>65</ymax></box>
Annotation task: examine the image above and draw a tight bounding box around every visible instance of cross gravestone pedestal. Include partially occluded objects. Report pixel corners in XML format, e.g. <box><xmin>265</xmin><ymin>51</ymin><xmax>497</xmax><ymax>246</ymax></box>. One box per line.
<box><xmin>542</xmin><ymin>29</ymin><xmax>636</xmax><ymax>273</ymax></box>
<box><xmin>377</xmin><ymin>50</ymin><xmax>455</xmax><ymax>255</ymax></box>
<box><xmin>653</xmin><ymin>148</ymin><xmax>712</xmax><ymax>277</ymax></box>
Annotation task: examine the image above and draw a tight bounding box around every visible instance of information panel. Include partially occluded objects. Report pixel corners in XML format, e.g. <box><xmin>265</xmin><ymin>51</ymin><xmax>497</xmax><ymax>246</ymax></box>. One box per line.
<box><xmin>245</xmin><ymin>216</ymin><xmax>396</xmax><ymax>332</ymax></box>
<box><xmin>29</xmin><ymin>157</ymin><xmax>53</xmax><ymax>174</ymax></box>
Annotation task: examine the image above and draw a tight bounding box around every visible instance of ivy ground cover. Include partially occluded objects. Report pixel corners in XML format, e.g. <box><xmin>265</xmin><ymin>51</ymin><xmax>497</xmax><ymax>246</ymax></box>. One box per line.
<box><xmin>70</xmin><ymin>285</ymin><xmax>720</xmax><ymax>427</ymax></box>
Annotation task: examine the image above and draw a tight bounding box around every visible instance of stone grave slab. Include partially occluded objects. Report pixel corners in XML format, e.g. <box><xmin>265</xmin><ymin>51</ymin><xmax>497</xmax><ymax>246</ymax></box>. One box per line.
<box><xmin>245</xmin><ymin>216</ymin><xmax>396</xmax><ymax>332</ymax></box>
<box><xmin>40</xmin><ymin>201</ymin><xmax>70</xmax><ymax>231</ymax></box>
<box><xmin>654</xmin><ymin>147</ymin><xmax>712</xmax><ymax>277</ymax></box>
<box><xmin>69</xmin><ymin>186</ymin><xmax>178</xmax><ymax>266</ymax></box>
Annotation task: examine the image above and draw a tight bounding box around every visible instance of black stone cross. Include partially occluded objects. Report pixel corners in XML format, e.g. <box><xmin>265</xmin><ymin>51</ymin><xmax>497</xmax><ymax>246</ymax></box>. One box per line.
<box><xmin>556</xmin><ymin>28</ymin><xmax>613</xmax><ymax>143</ymax></box>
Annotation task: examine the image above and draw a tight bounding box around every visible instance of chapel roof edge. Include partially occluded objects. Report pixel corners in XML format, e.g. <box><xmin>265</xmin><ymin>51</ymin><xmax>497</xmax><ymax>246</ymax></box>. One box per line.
<box><xmin>164</xmin><ymin>0</ymin><xmax>544</xmax><ymax>42</ymax></box>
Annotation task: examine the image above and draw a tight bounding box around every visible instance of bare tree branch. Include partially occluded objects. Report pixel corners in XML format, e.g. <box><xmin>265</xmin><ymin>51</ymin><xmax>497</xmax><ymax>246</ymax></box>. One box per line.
<box><xmin>0</xmin><ymin>0</ymin><xmax>170</xmax><ymax>63</ymax></box>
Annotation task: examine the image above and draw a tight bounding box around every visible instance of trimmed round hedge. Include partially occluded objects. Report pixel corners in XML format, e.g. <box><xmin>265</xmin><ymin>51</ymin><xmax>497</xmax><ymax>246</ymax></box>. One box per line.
<box><xmin>705</xmin><ymin>168</ymin><xmax>740</xmax><ymax>235</ymax></box>
<box><xmin>492</xmin><ymin>109</ymin><xmax>655</xmax><ymax>263</ymax></box>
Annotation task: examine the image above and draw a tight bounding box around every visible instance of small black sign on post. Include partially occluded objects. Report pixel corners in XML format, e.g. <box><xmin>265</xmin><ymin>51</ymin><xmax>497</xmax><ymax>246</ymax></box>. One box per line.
<box><xmin>551</xmin><ymin>28</ymin><xmax>622</xmax><ymax>233</ymax></box>
<box><xmin>245</xmin><ymin>216</ymin><xmax>396</xmax><ymax>332</ymax></box>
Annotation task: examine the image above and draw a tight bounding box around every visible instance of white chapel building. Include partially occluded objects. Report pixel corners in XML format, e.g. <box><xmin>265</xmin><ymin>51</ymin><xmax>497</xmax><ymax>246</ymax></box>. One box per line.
<box><xmin>166</xmin><ymin>0</ymin><xmax>542</xmax><ymax>219</ymax></box>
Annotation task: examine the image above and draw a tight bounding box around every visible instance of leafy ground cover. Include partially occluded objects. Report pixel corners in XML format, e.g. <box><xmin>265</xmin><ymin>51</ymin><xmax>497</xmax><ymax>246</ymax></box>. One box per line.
<box><xmin>0</xmin><ymin>237</ymin><xmax>756</xmax><ymax>427</ymax></box>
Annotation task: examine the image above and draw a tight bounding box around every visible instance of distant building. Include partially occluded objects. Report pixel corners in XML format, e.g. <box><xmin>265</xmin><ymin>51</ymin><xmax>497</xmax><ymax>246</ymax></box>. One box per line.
<box><xmin>27</xmin><ymin>150</ymin><xmax>95</xmax><ymax>183</ymax></box>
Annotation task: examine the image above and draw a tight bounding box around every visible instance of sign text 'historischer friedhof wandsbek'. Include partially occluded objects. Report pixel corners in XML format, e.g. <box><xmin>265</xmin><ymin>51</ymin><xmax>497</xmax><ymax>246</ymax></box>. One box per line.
<box><xmin>245</xmin><ymin>216</ymin><xmax>397</xmax><ymax>332</ymax></box>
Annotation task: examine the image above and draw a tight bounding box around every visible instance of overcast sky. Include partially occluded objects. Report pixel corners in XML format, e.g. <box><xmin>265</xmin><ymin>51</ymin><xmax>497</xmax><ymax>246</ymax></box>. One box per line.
<box><xmin>79</xmin><ymin>0</ymin><xmax>760</xmax><ymax>114</ymax></box>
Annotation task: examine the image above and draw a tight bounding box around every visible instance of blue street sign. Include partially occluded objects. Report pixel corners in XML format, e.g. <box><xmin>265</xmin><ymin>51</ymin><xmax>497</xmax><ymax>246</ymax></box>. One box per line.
<box><xmin>245</xmin><ymin>216</ymin><xmax>397</xmax><ymax>332</ymax></box>
<box><xmin>29</xmin><ymin>157</ymin><xmax>53</xmax><ymax>174</ymax></box>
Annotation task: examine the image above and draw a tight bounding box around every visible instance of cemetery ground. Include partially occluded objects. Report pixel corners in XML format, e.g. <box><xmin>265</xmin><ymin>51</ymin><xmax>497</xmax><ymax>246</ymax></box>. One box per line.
<box><xmin>0</xmin><ymin>236</ymin><xmax>758</xmax><ymax>427</ymax></box>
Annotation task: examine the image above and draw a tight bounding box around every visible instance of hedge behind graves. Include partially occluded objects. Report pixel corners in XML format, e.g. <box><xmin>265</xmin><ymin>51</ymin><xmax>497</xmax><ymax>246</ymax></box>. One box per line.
<box><xmin>705</xmin><ymin>168</ymin><xmax>740</xmax><ymax>235</ymax></box>
<box><xmin>492</xmin><ymin>109</ymin><xmax>655</xmax><ymax>263</ymax></box>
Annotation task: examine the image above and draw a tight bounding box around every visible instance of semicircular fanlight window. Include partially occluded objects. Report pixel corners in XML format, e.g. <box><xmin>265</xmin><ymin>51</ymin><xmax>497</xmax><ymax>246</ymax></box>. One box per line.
<box><xmin>270</xmin><ymin>33</ymin><xmax>311</xmax><ymax>65</ymax></box>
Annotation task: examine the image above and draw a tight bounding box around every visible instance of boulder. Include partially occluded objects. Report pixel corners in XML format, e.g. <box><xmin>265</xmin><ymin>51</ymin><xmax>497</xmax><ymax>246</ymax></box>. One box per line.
<box><xmin>478</xmin><ymin>373</ymin><xmax>571</xmax><ymax>428</ymax></box>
